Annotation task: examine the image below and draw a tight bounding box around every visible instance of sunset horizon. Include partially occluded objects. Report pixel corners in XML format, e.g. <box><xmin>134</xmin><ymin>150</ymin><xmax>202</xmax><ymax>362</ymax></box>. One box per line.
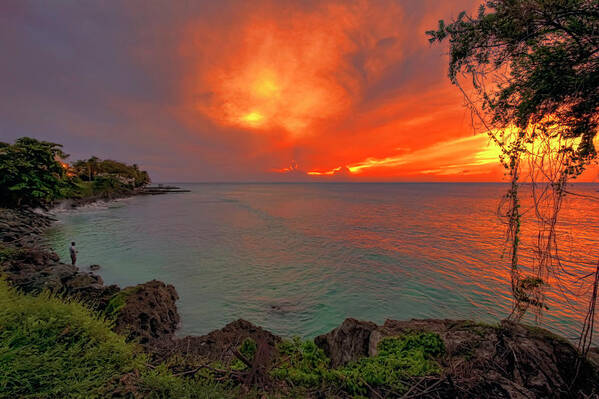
<box><xmin>5</xmin><ymin>0</ymin><xmax>597</xmax><ymax>183</ymax></box>
<box><xmin>2</xmin><ymin>1</ymin><xmax>598</xmax><ymax>397</ymax></box>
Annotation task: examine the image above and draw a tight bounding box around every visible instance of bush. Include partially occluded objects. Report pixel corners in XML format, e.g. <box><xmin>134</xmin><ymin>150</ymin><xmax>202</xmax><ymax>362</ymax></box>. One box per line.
<box><xmin>271</xmin><ymin>333</ymin><xmax>445</xmax><ymax>396</ymax></box>
<box><xmin>271</xmin><ymin>337</ymin><xmax>333</xmax><ymax>387</ymax></box>
<box><xmin>337</xmin><ymin>334</ymin><xmax>444</xmax><ymax>395</ymax></box>
<box><xmin>0</xmin><ymin>279</ymin><xmax>144</xmax><ymax>398</ymax></box>
<box><xmin>139</xmin><ymin>364</ymin><xmax>238</xmax><ymax>399</ymax></box>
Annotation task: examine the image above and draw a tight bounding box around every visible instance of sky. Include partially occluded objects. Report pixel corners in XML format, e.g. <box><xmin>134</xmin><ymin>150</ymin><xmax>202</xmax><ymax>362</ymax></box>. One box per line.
<box><xmin>1</xmin><ymin>0</ymin><xmax>597</xmax><ymax>182</ymax></box>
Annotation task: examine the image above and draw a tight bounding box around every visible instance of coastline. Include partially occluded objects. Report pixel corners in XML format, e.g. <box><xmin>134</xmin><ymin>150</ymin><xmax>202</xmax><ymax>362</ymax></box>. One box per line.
<box><xmin>1</xmin><ymin>206</ymin><xmax>599</xmax><ymax>398</ymax></box>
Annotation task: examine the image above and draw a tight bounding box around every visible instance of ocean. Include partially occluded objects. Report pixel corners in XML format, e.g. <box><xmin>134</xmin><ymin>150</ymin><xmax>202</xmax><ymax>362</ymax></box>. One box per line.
<box><xmin>44</xmin><ymin>183</ymin><xmax>599</xmax><ymax>342</ymax></box>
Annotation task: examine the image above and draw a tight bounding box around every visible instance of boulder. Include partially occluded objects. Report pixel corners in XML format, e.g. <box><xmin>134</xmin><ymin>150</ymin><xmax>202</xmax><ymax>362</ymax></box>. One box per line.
<box><xmin>314</xmin><ymin>318</ymin><xmax>378</xmax><ymax>367</ymax></box>
<box><xmin>111</xmin><ymin>280</ymin><xmax>180</xmax><ymax>345</ymax></box>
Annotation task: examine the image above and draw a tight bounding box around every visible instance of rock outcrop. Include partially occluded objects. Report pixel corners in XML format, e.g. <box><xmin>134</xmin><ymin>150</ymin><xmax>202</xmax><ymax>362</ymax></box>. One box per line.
<box><xmin>1</xmin><ymin>244</ymin><xmax>120</xmax><ymax>310</ymax></box>
<box><xmin>155</xmin><ymin>319</ymin><xmax>281</xmax><ymax>364</ymax></box>
<box><xmin>314</xmin><ymin>318</ymin><xmax>378</xmax><ymax>367</ymax></box>
<box><xmin>0</xmin><ymin>208</ymin><xmax>54</xmax><ymax>247</ymax></box>
<box><xmin>111</xmin><ymin>280</ymin><xmax>180</xmax><ymax>345</ymax></box>
<box><xmin>316</xmin><ymin>318</ymin><xmax>599</xmax><ymax>398</ymax></box>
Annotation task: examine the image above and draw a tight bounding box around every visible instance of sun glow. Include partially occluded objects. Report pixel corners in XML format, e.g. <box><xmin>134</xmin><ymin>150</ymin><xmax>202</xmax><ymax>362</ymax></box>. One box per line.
<box><xmin>252</xmin><ymin>73</ymin><xmax>280</xmax><ymax>99</ymax></box>
<box><xmin>183</xmin><ymin>3</ymin><xmax>392</xmax><ymax>135</ymax></box>
<box><xmin>177</xmin><ymin>2</ymin><xmax>599</xmax><ymax>182</ymax></box>
<box><xmin>242</xmin><ymin>111</ymin><xmax>265</xmax><ymax>124</ymax></box>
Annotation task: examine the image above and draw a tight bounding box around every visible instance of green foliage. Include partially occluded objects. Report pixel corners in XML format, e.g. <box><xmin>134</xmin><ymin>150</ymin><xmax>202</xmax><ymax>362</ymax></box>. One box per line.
<box><xmin>72</xmin><ymin>157</ymin><xmax>150</xmax><ymax>188</ymax></box>
<box><xmin>271</xmin><ymin>333</ymin><xmax>445</xmax><ymax>396</ymax></box>
<box><xmin>271</xmin><ymin>337</ymin><xmax>333</xmax><ymax>387</ymax></box>
<box><xmin>0</xmin><ymin>137</ymin><xmax>68</xmax><ymax>208</ymax></box>
<box><xmin>428</xmin><ymin>0</ymin><xmax>599</xmax><ymax>176</ymax></box>
<box><xmin>60</xmin><ymin>180</ymin><xmax>95</xmax><ymax>199</ymax></box>
<box><xmin>0</xmin><ymin>279</ymin><xmax>145</xmax><ymax>398</ymax></box>
<box><xmin>239</xmin><ymin>337</ymin><xmax>258</xmax><ymax>360</ymax></box>
<box><xmin>378</xmin><ymin>332</ymin><xmax>445</xmax><ymax>358</ymax></box>
<box><xmin>230</xmin><ymin>337</ymin><xmax>259</xmax><ymax>370</ymax></box>
<box><xmin>0</xmin><ymin>279</ymin><xmax>239</xmax><ymax>398</ymax></box>
<box><xmin>0</xmin><ymin>137</ymin><xmax>150</xmax><ymax>207</ymax></box>
<box><xmin>104</xmin><ymin>287</ymin><xmax>139</xmax><ymax>318</ymax></box>
<box><xmin>91</xmin><ymin>175</ymin><xmax>129</xmax><ymax>196</ymax></box>
<box><xmin>337</xmin><ymin>334</ymin><xmax>444</xmax><ymax>395</ymax></box>
<box><xmin>139</xmin><ymin>364</ymin><xmax>238</xmax><ymax>399</ymax></box>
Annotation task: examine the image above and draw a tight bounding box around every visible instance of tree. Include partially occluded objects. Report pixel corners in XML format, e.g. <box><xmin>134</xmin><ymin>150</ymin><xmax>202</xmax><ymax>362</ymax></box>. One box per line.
<box><xmin>0</xmin><ymin>137</ymin><xmax>68</xmax><ymax>208</ymax></box>
<box><xmin>429</xmin><ymin>0</ymin><xmax>598</xmax><ymax>354</ymax></box>
<box><xmin>71</xmin><ymin>157</ymin><xmax>150</xmax><ymax>189</ymax></box>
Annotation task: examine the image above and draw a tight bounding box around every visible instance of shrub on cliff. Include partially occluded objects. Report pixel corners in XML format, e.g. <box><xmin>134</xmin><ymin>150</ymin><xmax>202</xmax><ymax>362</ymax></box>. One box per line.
<box><xmin>0</xmin><ymin>137</ymin><xmax>68</xmax><ymax>208</ymax></box>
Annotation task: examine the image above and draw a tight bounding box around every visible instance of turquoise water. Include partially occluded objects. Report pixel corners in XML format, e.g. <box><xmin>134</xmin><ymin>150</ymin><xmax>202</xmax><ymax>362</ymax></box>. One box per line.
<box><xmin>45</xmin><ymin>183</ymin><xmax>599</xmax><ymax>341</ymax></box>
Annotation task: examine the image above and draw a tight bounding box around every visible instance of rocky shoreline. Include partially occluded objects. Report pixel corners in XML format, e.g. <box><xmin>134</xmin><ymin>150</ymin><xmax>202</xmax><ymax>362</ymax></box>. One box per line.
<box><xmin>1</xmin><ymin>207</ymin><xmax>598</xmax><ymax>398</ymax></box>
<box><xmin>54</xmin><ymin>186</ymin><xmax>144</xmax><ymax>209</ymax></box>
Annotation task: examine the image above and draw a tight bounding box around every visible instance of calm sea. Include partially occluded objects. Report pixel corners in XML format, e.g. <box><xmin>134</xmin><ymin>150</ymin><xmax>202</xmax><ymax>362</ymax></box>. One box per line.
<box><xmin>44</xmin><ymin>183</ymin><xmax>599</xmax><ymax>342</ymax></box>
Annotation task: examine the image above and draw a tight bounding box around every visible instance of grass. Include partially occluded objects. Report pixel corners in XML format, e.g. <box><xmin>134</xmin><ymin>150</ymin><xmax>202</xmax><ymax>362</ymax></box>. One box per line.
<box><xmin>0</xmin><ymin>279</ymin><xmax>239</xmax><ymax>398</ymax></box>
<box><xmin>139</xmin><ymin>365</ymin><xmax>238</xmax><ymax>399</ymax></box>
<box><xmin>0</xmin><ymin>279</ymin><xmax>144</xmax><ymax>398</ymax></box>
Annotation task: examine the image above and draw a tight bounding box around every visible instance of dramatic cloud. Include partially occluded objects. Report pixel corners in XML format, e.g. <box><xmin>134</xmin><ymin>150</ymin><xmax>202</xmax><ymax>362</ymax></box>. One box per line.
<box><xmin>1</xmin><ymin>0</ymin><xmax>596</xmax><ymax>182</ymax></box>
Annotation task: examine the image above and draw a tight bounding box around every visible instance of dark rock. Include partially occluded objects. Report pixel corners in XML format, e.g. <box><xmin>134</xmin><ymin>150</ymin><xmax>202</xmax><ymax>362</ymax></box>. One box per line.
<box><xmin>89</xmin><ymin>264</ymin><xmax>101</xmax><ymax>271</ymax></box>
<box><xmin>588</xmin><ymin>347</ymin><xmax>599</xmax><ymax>369</ymax></box>
<box><xmin>1</xmin><ymin>244</ymin><xmax>118</xmax><ymax>310</ymax></box>
<box><xmin>0</xmin><ymin>208</ymin><xmax>53</xmax><ymax>247</ymax></box>
<box><xmin>317</xmin><ymin>318</ymin><xmax>599</xmax><ymax>399</ymax></box>
<box><xmin>112</xmin><ymin>280</ymin><xmax>180</xmax><ymax>345</ymax></box>
<box><xmin>314</xmin><ymin>318</ymin><xmax>378</xmax><ymax>367</ymax></box>
<box><xmin>155</xmin><ymin>319</ymin><xmax>281</xmax><ymax>365</ymax></box>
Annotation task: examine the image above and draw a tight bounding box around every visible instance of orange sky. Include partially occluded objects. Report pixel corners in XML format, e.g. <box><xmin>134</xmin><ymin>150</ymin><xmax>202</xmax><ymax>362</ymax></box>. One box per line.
<box><xmin>2</xmin><ymin>0</ymin><xmax>597</xmax><ymax>182</ymax></box>
<box><xmin>174</xmin><ymin>0</ymin><xmax>598</xmax><ymax>182</ymax></box>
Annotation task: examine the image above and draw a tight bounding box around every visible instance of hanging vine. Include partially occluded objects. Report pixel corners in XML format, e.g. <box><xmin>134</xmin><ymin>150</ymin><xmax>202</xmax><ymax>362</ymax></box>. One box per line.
<box><xmin>428</xmin><ymin>0</ymin><xmax>599</xmax><ymax>352</ymax></box>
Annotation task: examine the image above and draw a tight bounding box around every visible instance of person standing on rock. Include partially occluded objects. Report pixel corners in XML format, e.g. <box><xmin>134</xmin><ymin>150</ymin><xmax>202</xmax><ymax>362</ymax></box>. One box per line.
<box><xmin>69</xmin><ymin>242</ymin><xmax>78</xmax><ymax>265</ymax></box>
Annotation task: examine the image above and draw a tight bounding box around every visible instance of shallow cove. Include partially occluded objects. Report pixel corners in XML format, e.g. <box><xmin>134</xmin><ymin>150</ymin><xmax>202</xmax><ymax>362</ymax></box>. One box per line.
<box><xmin>44</xmin><ymin>183</ymin><xmax>599</xmax><ymax>342</ymax></box>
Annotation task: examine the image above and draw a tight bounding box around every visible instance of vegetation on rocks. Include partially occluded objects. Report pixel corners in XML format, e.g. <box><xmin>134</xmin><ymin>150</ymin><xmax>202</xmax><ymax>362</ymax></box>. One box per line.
<box><xmin>104</xmin><ymin>286</ymin><xmax>141</xmax><ymax>318</ymax></box>
<box><xmin>270</xmin><ymin>333</ymin><xmax>444</xmax><ymax>396</ymax></box>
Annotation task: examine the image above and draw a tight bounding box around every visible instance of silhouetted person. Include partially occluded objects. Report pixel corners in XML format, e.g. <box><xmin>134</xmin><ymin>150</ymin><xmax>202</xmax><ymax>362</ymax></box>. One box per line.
<box><xmin>70</xmin><ymin>242</ymin><xmax>78</xmax><ymax>266</ymax></box>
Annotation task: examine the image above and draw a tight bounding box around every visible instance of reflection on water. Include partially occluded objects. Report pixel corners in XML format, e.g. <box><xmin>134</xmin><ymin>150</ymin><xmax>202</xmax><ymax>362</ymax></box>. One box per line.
<box><xmin>44</xmin><ymin>183</ymin><xmax>599</xmax><ymax>341</ymax></box>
